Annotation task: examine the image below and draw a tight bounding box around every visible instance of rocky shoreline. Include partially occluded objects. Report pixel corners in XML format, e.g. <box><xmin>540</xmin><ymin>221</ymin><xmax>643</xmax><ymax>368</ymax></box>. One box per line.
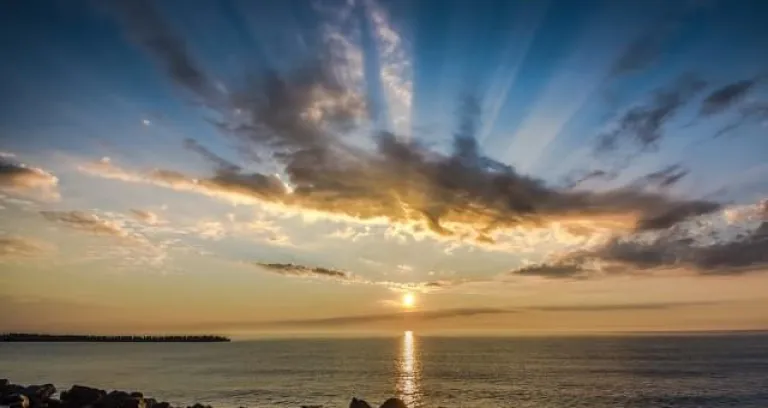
<box><xmin>0</xmin><ymin>380</ymin><xmax>407</xmax><ymax>408</ymax></box>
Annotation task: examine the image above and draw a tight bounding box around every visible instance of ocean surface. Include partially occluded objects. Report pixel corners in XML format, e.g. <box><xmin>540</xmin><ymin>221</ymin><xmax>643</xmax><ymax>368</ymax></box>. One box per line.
<box><xmin>2</xmin><ymin>333</ymin><xmax>768</xmax><ymax>407</ymax></box>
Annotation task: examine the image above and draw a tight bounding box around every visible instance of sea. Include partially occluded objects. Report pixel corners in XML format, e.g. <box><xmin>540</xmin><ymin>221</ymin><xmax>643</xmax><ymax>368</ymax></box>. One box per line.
<box><xmin>2</xmin><ymin>332</ymin><xmax>768</xmax><ymax>408</ymax></box>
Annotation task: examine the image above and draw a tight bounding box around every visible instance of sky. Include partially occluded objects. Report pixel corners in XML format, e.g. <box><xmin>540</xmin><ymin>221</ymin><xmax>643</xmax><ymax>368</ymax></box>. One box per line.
<box><xmin>1</xmin><ymin>0</ymin><xmax>768</xmax><ymax>337</ymax></box>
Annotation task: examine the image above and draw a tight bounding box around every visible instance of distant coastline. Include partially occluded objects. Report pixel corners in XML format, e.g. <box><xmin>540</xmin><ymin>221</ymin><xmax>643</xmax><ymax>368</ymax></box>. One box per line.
<box><xmin>0</xmin><ymin>333</ymin><xmax>230</xmax><ymax>342</ymax></box>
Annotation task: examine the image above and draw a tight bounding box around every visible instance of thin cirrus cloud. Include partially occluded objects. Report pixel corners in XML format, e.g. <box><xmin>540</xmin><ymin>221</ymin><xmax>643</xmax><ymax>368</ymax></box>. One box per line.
<box><xmin>0</xmin><ymin>236</ymin><xmax>51</xmax><ymax>260</ymax></box>
<box><xmin>129</xmin><ymin>209</ymin><xmax>162</xmax><ymax>225</ymax></box>
<box><xmin>40</xmin><ymin>210</ymin><xmax>128</xmax><ymax>238</ymax></box>
<box><xmin>699</xmin><ymin>78</ymin><xmax>758</xmax><ymax>117</ymax></box>
<box><xmin>177</xmin><ymin>301</ymin><xmax>723</xmax><ymax>330</ymax></box>
<box><xmin>252</xmin><ymin>262</ymin><xmax>461</xmax><ymax>293</ymax></box>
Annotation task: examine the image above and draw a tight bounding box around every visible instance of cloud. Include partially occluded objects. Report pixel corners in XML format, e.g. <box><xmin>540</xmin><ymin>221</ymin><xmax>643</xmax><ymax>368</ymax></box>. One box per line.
<box><xmin>92</xmin><ymin>2</ymin><xmax>724</xmax><ymax>249</ymax></box>
<box><xmin>40</xmin><ymin>210</ymin><xmax>128</xmax><ymax>237</ymax></box>
<box><xmin>249</xmin><ymin>261</ymin><xmax>462</xmax><ymax>293</ymax></box>
<box><xmin>129</xmin><ymin>209</ymin><xmax>161</xmax><ymax>225</ymax></box>
<box><xmin>254</xmin><ymin>262</ymin><xmax>354</xmax><ymax>281</ymax></box>
<box><xmin>366</xmin><ymin>0</ymin><xmax>413</xmax><ymax>135</ymax></box>
<box><xmin>509</xmin><ymin>206</ymin><xmax>768</xmax><ymax>278</ymax></box>
<box><xmin>0</xmin><ymin>236</ymin><xmax>51</xmax><ymax>260</ymax></box>
<box><xmin>611</xmin><ymin>30</ymin><xmax>669</xmax><ymax>76</ymax></box>
<box><xmin>596</xmin><ymin>74</ymin><xmax>707</xmax><ymax>156</ymax></box>
<box><xmin>0</xmin><ymin>156</ymin><xmax>59</xmax><ymax>201</ymax></box>
<box><xmin>219</xmin><ymin>307</ymin><xmax>513</xmax><ymax>329</ymax></box>
<box><xmin>699</xmin><ymin>79</ymin><xmax>757</xmax><ymax>117</ymax></box>
<box><xmin>106</xmin><ymin>0</ymin><xmax>218</xmax><ymax>103</ymax></box>
<box><xmin>183</xmin><ymin>138</ymin><xmax>242</xmax><ymax>173</ymax></box>
<box><xmin>526</xmin><ymin>300</ymin><xmax>721</xmax><ymax>312</ymax></box>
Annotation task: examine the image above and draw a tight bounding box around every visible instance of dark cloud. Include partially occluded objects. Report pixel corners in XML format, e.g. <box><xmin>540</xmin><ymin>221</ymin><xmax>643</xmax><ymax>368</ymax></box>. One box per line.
<box><xmin>596</xmin><ymin>74</ymin><xmax>707</xmax><ymax>155</ymax></box>
<box><xmin>183</xmin><ymin>139</ymin><xmax>242</xmax><ymax>173</ymax></box>
<box><xmin>611</xmin><ymin>31</ymin><xmax>669</xmax><ymax>76</ymax></box>
<box><xmin>255</xmin><ymin>262</ymin><xmax>353</xmax><ymax>281</ymax></box>
<box><xmin>514</xmin><ymin>263</ymin><xmax>587</xmax><ymax>279</ymax></box>
<box><xmin>199</xmin><ymin>308</ymin><xmax>513</xmax><ymax>329</ymax></box>
<box><xmin>699</xmin><ymin>79</ymin><xmax>757</xmax><ymax>117</ymax></box>
<box><xmin>510</xmin><ymin>220</ymin><xmax>768</xmax><ymax>278</ymax></box>
<box><xmin>527</xmin><ymin>301</ymin><xmax>721</xmax><ymax>312</ymax></box>
<box><xmin>40</xmin><ymin>211</ymin><xmax>127</xmax><ymax>237</ymax></box>
<box><xmin>107</xmin><ymin>0</ymin><xmax>218</xmax><ymax>102</ymax></box>
<box><xmin>94</xmin><ymin>4</ymin><xmax>724</xmax><ymax>244</ymax></box>
<box><xmin>0</xmin><ymin>236</ymin><xmax>50</xmax><ymax>259</ymax></box>
<box><xmin>713</xmin><ymin>101</ymin><xmax>768</xmax><ymax>139</ymax></box>
<box><xmin>563</xmin><ymin>169</ymin><xmax>615</xmax><ymax>190</ymax></box>
<box><xmin>0</xmin><ymin>156</ymin><xmax>59</xmax><ymax>200</ymax></box>
<box><xmin>632</xmin><ymin>164</ymin><xmax>689</xmax><ymax>189</ymax></box>
<box><xmin>251</xmin><ymin>261</ymin><xmax>458</xmax><ymax>293</ymax></box>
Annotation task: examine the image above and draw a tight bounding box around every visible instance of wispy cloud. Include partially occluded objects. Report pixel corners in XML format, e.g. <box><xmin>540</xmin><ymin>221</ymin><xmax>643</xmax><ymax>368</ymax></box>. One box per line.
<box><xmin>699</xmin><ymin>79</ymin><xmax>758</xmax><ymax>117</ymax></box>
<box><xmin>255</xmin><ymin>262</ymin><xmax>353</xmax><ymax>281</ymax></box>
<box><xmin>129</xmin><ymin>209</ymin><xmax>162</xmax><ymax>225</ymax></box>
<box><xmin>366</xmin><ymin>0</ymin><xmax>413</xmax><ymax>135</ymax></box>
<box><xmin>194</xmin><ymin>307</ymin><xmax>514</xmax><ymax>330</ymax></box>
<box><xmin>249</xmin><ymin>261</ymin><xmax>461</xmax><ymax>293</ymax></box>
<box><xmin>0</xmin><ymin>236</ymin><xmax>52</xmax><ymax>260</ymax></box>
<box><xmin>526</xmin><ymin>300</ymin><xmax>722</xmax><ymax>312</ymax></box>
<box><xmin>595</xmin><ymin>74</ymin><xmax>707</xmax><ymax>157</ymax></box>
<box><xmin>0</xmin><ymin>156</ymin><xmax>59</xmax><ymax>201</ymax></box>
<box><xmin>41</xmin><ymin>210</ymin><xmax>128</xmax><ymax>237</ymax></box>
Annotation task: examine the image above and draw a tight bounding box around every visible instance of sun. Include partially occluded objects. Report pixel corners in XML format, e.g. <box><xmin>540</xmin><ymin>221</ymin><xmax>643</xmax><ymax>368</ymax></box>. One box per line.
<box><xmin>402</xmin><ymin>293</ymin><xmax>416</xmax><ymax>309</ymax></box>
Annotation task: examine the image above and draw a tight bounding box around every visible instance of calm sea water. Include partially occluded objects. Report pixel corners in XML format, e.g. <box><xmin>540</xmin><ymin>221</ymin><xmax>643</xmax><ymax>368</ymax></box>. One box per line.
<box><xmin>2</xmin><ymin>333</ymin><xmax>768</xmax><ymax>408</ymax></box>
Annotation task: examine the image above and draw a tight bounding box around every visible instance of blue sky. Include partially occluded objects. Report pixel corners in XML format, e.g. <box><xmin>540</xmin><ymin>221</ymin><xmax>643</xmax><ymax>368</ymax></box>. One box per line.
<box><xmin>1</xmin><ymin>0</ymin><xmax>768</xmax><ymax>335</ymax></box>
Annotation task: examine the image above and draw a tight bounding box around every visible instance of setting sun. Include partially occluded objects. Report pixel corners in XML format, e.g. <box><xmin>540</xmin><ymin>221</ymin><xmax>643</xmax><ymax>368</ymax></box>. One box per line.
<box><xmin>402</xmin><ymin>293</ymin><xmax>416</xmax><ymax>309</ymax></box>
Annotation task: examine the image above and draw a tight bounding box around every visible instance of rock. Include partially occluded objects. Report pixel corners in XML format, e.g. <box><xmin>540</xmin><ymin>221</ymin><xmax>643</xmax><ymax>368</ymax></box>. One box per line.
<box><xmin>46</xmin><ymin>399</ymin><xmax>63</xmax><ymax>408</ymax></box>
<box><xmin>61</xmin><ymin>385</ymin><xmax>107</xmax><ymax>406</ymax></box>
<box><xmin>129</xmin><ymin>393</ymin><xmax>143</xmax><ymax>399</ymax></box>
<box><xmin>3</xmin><ymin>394</ymin><xmax>30</xmax><ymax>408</ymax></box>
<box><xmin>23</xmin><ymin>384</ymin><xmax>57</xmax><ymax>405</ymax></box>
<box><xmin>349</xmin><ymin>398</ymin><xmax>372</xmax><ymax>408</ymax></box>
<box><xmin>0</xmin><ymin>379</ymin><xmax>9</xmax><ymax>389</ymax></box>
<box><xmin>91</xmin><ymin>390</ymin><xmax>145</xmax><ymax>408</ymax></box>
<box><xmin>186</xmin><ymin>404</ymin><xmax>211</xmax><ymax>408</ymax></box>
<box><xmin>379</xmin><ymin>398</ymin><xmax>407</xmax><ymax>408</ymax></box>
<box><xmin>153</xmin><ymin>402</ymin><xmax>170</xmax><ymax>408</ymax></box>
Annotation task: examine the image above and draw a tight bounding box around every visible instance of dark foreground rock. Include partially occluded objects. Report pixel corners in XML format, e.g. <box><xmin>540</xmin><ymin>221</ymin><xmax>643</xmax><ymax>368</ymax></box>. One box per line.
<box><xmin>0</xmin><ymin>380</ymin><xmax>409</xmax><ymax>408</ymax></box>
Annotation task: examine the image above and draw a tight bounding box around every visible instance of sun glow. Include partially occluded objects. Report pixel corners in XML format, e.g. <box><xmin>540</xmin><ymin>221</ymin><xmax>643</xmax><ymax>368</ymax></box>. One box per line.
<box><xmin>402</xmin><ymin>293</ymin><xmax>416</xmax><ymax>309</ymax></box>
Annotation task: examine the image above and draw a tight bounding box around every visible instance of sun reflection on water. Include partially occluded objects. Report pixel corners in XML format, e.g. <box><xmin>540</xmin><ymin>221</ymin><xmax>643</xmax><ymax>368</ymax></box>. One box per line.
<box><xmin>396</xmin><ymin>330</ymin><xmax>421</xmax><ymax>407</ymax></box>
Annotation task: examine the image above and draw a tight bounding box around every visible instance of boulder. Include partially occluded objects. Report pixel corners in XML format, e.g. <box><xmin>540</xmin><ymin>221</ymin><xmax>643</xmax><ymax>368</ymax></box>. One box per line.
<box><xmin>3</xmin><ymin>394</ymin><xmax>30</xmax><ymax>408</ymax></box>
<box><xmin>92</xmin><ymin>391</ymin><xmax>145</xmax><ymax>408</ymax></box>
<box><xmin>379</xmin><ymin>398</ymin><xmax>407</xmax><ymax>408</ymax></box>
<box><xmin>60</xmin><ymin>385</ymin><xmax>107</xmax><ymax>406</ymax></box>
<box><xmin>0</xmin><ymin>379</ymin><xmax>9</xmax><ymax>389</ymax></box>
<box><xmin>349</xmin><ymin>398</ymin><xmax>372</xmax><ymax>408</ymax></box>
<box><xmin>22</xmin><ymin>384</ymin><xmax>57</xmax><ymax>405</ymax></box>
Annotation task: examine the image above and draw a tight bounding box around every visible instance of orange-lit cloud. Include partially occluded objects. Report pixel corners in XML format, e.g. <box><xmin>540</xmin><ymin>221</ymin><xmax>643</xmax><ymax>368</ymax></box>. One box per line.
<box><xmin>0</xmin><ymin>236</ymin><xmax>52</xmax><ymax>260</ymax></box>
<box><xmin>0</xmin><ymin>156</ymin><xmax>59</xmax><ymax>201</ymax></box>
